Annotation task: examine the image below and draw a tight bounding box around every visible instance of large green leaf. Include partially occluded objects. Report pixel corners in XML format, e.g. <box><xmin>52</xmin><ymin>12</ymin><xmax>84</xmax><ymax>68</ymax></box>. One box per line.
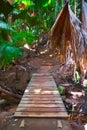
<box><xmin>12</xmin><ymin>30</ymin><xmax>35</xmax><ymax>46</ymax></box>
<box><xmin>0</xmin><ymin>20</ymin><xmax>15</xmax><ymax>32</ymax></box>
<box><xmin>0</xmin><ymin>43</ymin><xmax>22</xmax><ymax>68</ymax></box>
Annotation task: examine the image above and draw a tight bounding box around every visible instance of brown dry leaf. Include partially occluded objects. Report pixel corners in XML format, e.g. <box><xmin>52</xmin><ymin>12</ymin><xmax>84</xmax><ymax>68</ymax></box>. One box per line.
<box><xmin>57</xmin><ymin>120</ymin><xmax>63</xmax><ymax>128</ymax></box>
<box><xmin>19</xmin><ymin>119</ymin><xmax>25</xmax><ymax>128</ymax></box>
<box><xmin>50</xmin><ymin>1</ymin><xmax>87</xmax><ymax>78</ymax></box>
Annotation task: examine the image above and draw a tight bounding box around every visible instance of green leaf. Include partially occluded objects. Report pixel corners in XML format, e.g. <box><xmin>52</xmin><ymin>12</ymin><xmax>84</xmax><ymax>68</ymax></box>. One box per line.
<box><xmin>0</xmin><ymin>43</ymin><xmax>22</xmax><ymax>68</ymax></box>
<box><xmin>0</xmin><ymin>20</ymin><xmax>15</xmax><ymax>32</ymax></box>
<box><xmin>31</xmin><ymin>0</ymin><xmax>52</xmax><ymax>10</ymax></box>
<box><xmin>14</xmin><ymin>0</ymin><xmax>34</xmax><ymax>7</ymax></box>
<box><xmin>57</xmin><ymin>85</ymin><xmax>65</xmax><ymax>94</ymax></box>
<box><xmin>74</xmin><ymin>70</ymin><xmax>80</xmax><ymax>82</ymax></box>
<box><xmin>44</xmin><ymin>0</ymin><xmax>51</xmax><ymax>7</ymax></box>
<box><xmin>84</xmin><ymin>88</ymin><xmax>87</xmax><ymax>92</ymax></box>
<box><xmin>12</xmin><ymin>30</ymin><xmax>35</xmax><ymax>46</ymax></box>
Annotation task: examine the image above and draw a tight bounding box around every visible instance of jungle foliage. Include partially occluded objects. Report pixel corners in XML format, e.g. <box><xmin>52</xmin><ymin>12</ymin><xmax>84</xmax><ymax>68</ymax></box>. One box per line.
<box><xmin>0</xmin><ymin>0</ymin><xmax>85</xmax><ymax>68</ymax></box>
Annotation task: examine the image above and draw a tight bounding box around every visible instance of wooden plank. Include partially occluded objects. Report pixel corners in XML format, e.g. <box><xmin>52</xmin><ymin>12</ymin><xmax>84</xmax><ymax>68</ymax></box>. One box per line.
<box><xmin>23</xmin><ymin>94</ymin><xmax>60</xmax><ymax>97</ymax></box>
<box><xmin>23</xmin><ymin>94</ymin><xmax>60</xmax><ymax>99</ymax></box>
<box><xmin>31</xmin><ymin>78</ymin><xmax>53</xmax><ymax>80</ymax></box>
<box><xmin>29</xmin><ymin>83</ymin><xmax>56</xmax><ymax>86</ymax></box>
<box><xmin>16</xmin><ymin>107</ymin><xmax>66</xmax><ymax>112</ymax></box>
<box><xmin>27</xmin><ymin>83</ymin><xmax>57</xmax><ymax>86</ymax></box>
<box><xmin>14</xmin><ymin>111</ymin><xmax>68</xmax><ymax>118</ymax></box>
<box><xmin>18</xmin><ymin>104</ymin><xmax>65</xmax><ymax>108</ymax></box>
<box><xmin>26</xmin><ymin>88</ymin><xmax>58</xmax><ymax>91</ymax></box>
<box><xmin>26</xmin><ymin>86</ymin><xmax>57</xmax><ymax>90</ymax></box>
<box><xmin>22</xmin><ymin>98</ymin><xmax>62</xmax><ymax>102</ymax></box>
<box><xmin>21</xmin><ymin>97</ymin><xmax>62</xmax><ymax>100</ymax></box>
<box><xmin>32</xmin><ymin>73</ymin><xmax>50</xmax><ymax>76</ymax></box>
<box><xmin>31</xmin><ymin>78</ymin><xmax>54</xmax><ymax>81</ymax></box>
<box><xmin>25</xmin><ymin>90</ymin><xmax>59</xmax><ymax>96</ymax></box>
<box><xmin>25</xmin><ymin>89</ymin><xmax>59</xmax><ymax>94</ymax></box>
<box><xmin>31</xmin><ymin>79</ymin><xmax>54</xmax><ymax>81</ymax></box>
<box><xmin>20</xmin><ymin>100</ymin><xmax>63</xmax><ymax>104</ymax></box>
<box><xmin>26</xmin><ymin>85</ymin><xmax>57</xmax><ymax>88</ymax></box>
<box><xmin>25</xmin><ymin>90</ymin><xmax>59</xmax><ymax>93</ymax></box>
<box><xmin>30</xmin><ymin>80</ymin><xmax>55</xmax><ymax>83</ymax></box>
<box><xmin>25</xmin><ymin>89</ymin><xmax>59</xmax><ymax>92</ymax></box>
<box><xmin>32</xmin><ymin>75</ymin><xmax>52</xmax><ymax>77</ymax></box>
<box><xmin>27</xmin><ymin>86</ymin><xmax>57</xmax><ymax>90</ymax></box>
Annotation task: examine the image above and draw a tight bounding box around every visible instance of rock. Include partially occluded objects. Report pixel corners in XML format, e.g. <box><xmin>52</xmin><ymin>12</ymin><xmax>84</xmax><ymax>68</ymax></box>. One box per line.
<box><xmin>5</xmin><ymin>66</ymin><xmax>31</xmax><ymax>92</ymax></box>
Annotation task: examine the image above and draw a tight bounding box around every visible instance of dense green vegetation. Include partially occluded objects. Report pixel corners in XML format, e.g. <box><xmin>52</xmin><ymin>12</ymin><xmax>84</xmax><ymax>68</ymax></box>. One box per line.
<box><xmin>0</xmin><ymin>0</ymin><xmax>84</xmax><ymax>68</ymax></box>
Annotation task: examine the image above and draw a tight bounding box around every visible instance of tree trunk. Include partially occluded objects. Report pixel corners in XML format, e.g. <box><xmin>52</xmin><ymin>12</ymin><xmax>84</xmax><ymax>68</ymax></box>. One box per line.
<box><xmin>0</xmin><ymin>86</ymin><xmax>22</xmax><ymax>101</ymax></box>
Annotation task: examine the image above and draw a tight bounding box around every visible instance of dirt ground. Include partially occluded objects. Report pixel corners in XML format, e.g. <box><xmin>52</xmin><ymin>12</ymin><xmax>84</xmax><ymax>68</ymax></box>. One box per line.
<box><xmin>0</xmin><ymin>47</ymin><xmax>87</xmax><ymax>130</ymax></box>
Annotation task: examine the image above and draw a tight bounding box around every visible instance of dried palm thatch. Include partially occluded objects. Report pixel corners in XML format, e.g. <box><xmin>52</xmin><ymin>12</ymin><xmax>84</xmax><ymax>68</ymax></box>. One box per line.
<box><xmin>50</xmin><ymin>2</ymin><xmax>87</xmax><ymax>78</ymax></box>
<box><xmin>82</xmin><ymin>0</ymin><xmax>87</xmax><ymax>31</ymax></box>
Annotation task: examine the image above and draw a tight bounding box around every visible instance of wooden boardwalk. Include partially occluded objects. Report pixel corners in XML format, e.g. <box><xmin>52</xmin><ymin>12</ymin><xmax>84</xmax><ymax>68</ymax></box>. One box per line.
<box><xmin>14</xmin><ymin>73</ymin><xmax>68</xmax><ymax>118</ymax></box>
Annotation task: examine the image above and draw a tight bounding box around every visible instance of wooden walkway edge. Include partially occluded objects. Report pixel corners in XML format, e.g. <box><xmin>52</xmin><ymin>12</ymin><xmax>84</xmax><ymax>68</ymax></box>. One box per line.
<box><xmin>14</xmin><ymin>73</ymin><xmax>68</xmax><ymax>118</ymax></box>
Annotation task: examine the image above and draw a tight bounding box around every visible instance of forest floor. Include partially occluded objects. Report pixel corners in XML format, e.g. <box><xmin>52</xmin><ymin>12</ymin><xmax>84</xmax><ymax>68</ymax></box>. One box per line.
<box><xmin>0</xmin><ymin>45</ymin><xmax>87</xmax><ymax>130</ymax></box>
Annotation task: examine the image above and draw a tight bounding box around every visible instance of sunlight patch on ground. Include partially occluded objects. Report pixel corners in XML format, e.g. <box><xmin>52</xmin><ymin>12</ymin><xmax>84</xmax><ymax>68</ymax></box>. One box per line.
<box><xmin>24</xmin><ymin>44</ymin><xmax>30</xmax><ymax>49</ymax></box>
<box><xmin>25</xmin><ymin>89</ymin><xmax>29</xmax><ymax>92</ymax></box>
<box><xmin>29</xmin><ymin>89</ymin><xmax>58</xmax><ymax>94</ymax></box>
<box><xmin>34</xmin><ymin>89</ymin><xmax>41</xmax><ymax>94</ymax></box>
<box><xmin>84</xmin><ymin>124</ymin><xmax>87</xmax><ymax>130</ymax></box>
<box><xmin>49</xmin><ymin>54</ymin><xmax>53</xmax><ymax>57</ymax></box>
<box><xmin>24</xmin><ymin>44</ymin><xmax>36</xmax><ymax>51</ymax></box>
<box><xmin>70</xmin><ymin>91</ymin><xmax>85</xmax><ymax>99</ymax></box>
<box><xmin>41</xmin><ymin>90</ymin><xmax>58</xmax><ymax>94</ymax></box>
<box><xmin>40</xmin><ymin>49</ymin><xmax>48</xmax><ymax>54</ymax></box>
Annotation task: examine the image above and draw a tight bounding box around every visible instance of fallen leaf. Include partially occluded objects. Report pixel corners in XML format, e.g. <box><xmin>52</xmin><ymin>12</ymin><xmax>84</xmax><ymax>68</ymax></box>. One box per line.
<box><xmin>57</xmin><ymin>120</ymin><xmax>62</xmax><ymax>128</ymax></box>
<box><xmin>20</xmin><ymin>119</ymin><xmax>25</xmax><ymax>128</ymax></box>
